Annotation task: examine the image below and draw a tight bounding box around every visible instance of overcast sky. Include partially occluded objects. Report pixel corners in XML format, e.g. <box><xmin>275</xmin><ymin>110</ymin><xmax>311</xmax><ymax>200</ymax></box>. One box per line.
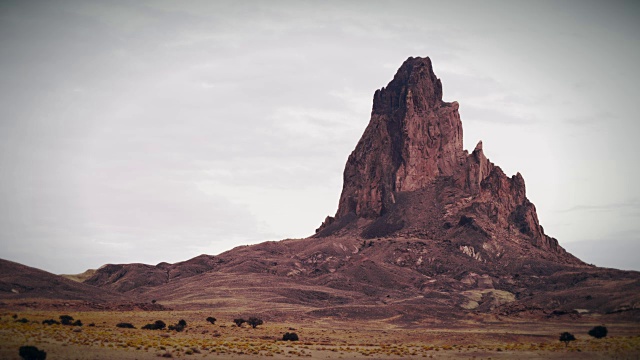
<box><xmin>1</xmin><ymin>0</ymin><xmax>639</xmax><ymax>274</ymax></box>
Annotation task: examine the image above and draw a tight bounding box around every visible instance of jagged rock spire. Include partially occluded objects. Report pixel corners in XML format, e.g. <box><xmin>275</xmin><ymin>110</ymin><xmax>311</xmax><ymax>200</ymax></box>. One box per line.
<box><xmin>336</xmin><ymin>57</ymin><xmax>463</xmax><ymax>219</ymax></box>
<box><xmin>317</xmin><ymin>56</ymin><xmax>571</xmax><ymax>258</ymax></box>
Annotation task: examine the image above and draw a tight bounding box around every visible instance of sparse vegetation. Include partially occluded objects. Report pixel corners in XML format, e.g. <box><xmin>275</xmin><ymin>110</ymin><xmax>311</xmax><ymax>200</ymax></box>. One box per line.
<box><xmin>283</xmin><ymin>332</ymin><xmax>299</xmax><ymax>341</ymax></box>
<box><xmin>59</xmin><ymin>315</ymin><xmax>74</xmax><ymax>325</ymax></box>
<box><xmin>206</xmin><ymin>316</ymin><xmax>216</xmax><ymax>324</ymax></box>
<box><xmin>58</xmin><ymin>315</ymin><xmax>82</xmax><ymax>326</ymax></box>
<box><xmin>168</xmin><ymin>320</ymin><xmax>186</xmax><ymax>332</ymax></box>
<box><xmin>233</xmin><ymin>318</ymin><xmax>246</xmax><ymax>327</ymax></box>
<box><xmin>559</xmin><ymin>332</ymin><xmax>576</xmax><ymax>347</ymax></box>
<box><xmin>2</xmin><ymin>309</ymin><xmax>640</xmax><ymax>359</ymax></box>
<box><xmin>247</xmin><ymin>317</ymin><xmax>263</xmax><ymax>328</ymax></box>
<box><xmin>42</xmin><ymin>319</ymin><xmax>60</xmax><ymax>326</ymax></box>
<box><xmin>589</xmin><ymin>325</ymin><xmax>608</xmax><ymax>339</ymax></box>
<box><xmin>142</xmin><ymin>320</ymin><xmax>166</xmax><ymax>330</ymax></box>
<box><xmin>19</xmin><ymin>345</ymin><xmax>46</xmax><ymax>360</ymax></box>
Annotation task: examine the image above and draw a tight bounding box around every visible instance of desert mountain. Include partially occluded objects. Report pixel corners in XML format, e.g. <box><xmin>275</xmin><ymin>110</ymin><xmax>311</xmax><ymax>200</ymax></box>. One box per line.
<box><xmin>73</xmin><ymin>56</ymin><xmax>639</xmax><ymax>320</ymax></box>
<box><xmin>4</xmin><ymin>57</ymin><xmax>639</xmax><ymax>321</ymax></box>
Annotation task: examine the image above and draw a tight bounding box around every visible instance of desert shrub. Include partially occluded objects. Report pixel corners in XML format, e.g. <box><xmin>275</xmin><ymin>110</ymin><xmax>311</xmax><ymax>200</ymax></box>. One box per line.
<box><xmin>247</xmin><ymin>317</ymin><xmax>263</xmax><ymax>329</ymax></box>
<box><xmin>88</xmin><ymin>323</ymin><xmax>95</xmax><ymax>327</ymax></box>
<box><xmin>151</xmin><ymin>299</ymin><xmax>157</xmax><ymax>304</ymax></box>
<box><xmin>142</xmin><ymin>320</ymin><xmax>166</xmax><ymax>330</ymax></box>
<box><xmin>559</xmin><ymin>332</ymin><xmax>576</xmax><ymax>347</ymax></box>
<box><xmin>168</xmin><ymin>319</ymin><xmax>187</xmax><ymax>332</ymax></box>
<box><xmin>59</xmin><ymin>315</ymin><xmax>74</xmax><ymax>325</ymax></box>
<box><xmin>282</xmin><ymin>332</ymin><xmax>299</xmax><ymax>341</ymax></box>
<box><xmin>72</xmin><ymin>320</ymin><xmax>82</xmax><ymax>326</ymax></box>
<box><xmin>19</xmin><ymin>345</ymin><xmax>46</xmax><ymax>360</ymax></box>
<box><xmin>116</xmin><ymin>322</ymin><xmax>136</xmax><ymax>329</ymax></box>
<box><xmin>15</xmin><ymin>318</ymin><xmax>29</xmax><ymax>323</ymax></box>
<box><xmin>588</xmin><ymin>325</ymin><xmax>607</xmax><ymax>339</ymax></box>
<box><xmin>233</xmin><ymin>318</ymin><xmax>246</xmax><ymax>327</ymax></box>
<box><xmin>206</xmin><ymin>317</ymin><xmax>216</xmax><ymax>324</ymax></box>
<box><xmin>42</xmin><ymin>319</ymin><xmax>60</xmax><ymax>326</ymax></box>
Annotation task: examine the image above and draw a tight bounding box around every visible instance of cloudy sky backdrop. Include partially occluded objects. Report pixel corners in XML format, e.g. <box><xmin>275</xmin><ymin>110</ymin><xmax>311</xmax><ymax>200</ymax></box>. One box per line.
<box><xmin>1</xmin><ymin>0</ymin><xmax>639</xmax><ymax>274</ymax></box>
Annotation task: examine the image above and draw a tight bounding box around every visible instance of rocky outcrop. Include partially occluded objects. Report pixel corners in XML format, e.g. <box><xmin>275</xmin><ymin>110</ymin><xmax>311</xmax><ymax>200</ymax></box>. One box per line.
<box><xmin>318</xmin><ymin>56</ymin><xmax>575</xmax><ymax>261</ymax></box>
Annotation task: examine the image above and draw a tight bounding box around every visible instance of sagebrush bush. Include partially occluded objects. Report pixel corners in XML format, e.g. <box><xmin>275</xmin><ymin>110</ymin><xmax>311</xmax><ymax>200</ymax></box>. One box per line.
<box><xmin>282</xmin><ymin>332</ymin><xmax>299</xmax><ymax>341</ymax></box>
<box><xmin>59</xmin><ymin>315</ymin><xmax>74</xmax><ymax>325</ymax></box>
<box><xmin>247</xmin><ymin>317</ymin><xmax>263</xmax><ymax>329</ymax></box>
<box><xmin>142</xmin><ymin>320</ymin><xmax>166</xmax><ymax>330</ymax></box>
<box><xmin>19</xmin><ymin>345</ymin><xmax>46</xmax><ymax>360</ymax></box>
<box><xmin>559</xmin><ymin>332</ymin><xmax>576</xmax><ymax>347</ymax></box>
<box><xmin>588</xmin><ymin>326</ymin><xmax>608</xmax><ymax>339</ymax></box>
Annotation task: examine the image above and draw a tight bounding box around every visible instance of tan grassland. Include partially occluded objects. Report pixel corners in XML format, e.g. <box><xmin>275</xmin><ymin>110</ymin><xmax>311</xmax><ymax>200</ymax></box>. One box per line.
<box><xmin>1</xmin><ymin>309</ymin><xmax>639</xmax><ymax>359</ymax></box>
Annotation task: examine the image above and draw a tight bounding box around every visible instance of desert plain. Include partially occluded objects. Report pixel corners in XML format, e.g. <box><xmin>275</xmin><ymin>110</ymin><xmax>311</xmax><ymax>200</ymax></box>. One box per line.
<box><xmin>1</xmin><ymin>301</ymin><xmax>639</xmax><ymax>359</ymax></box>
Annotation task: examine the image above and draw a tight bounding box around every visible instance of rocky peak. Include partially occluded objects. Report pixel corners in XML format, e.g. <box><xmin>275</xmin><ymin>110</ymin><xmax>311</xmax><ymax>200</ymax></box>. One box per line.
<box><xmin>336</xmin><ymin>57</ymin><xmax>463</xmax><ymax>219</ymax></box>
<box><xmin>316</xmin><ymin>56</ymin><xmax>576</xmax><ymax>262</ymax></box>
<box><xmin>372</xmin><ymin>56</ymin><xmax>444</xmax><ymax>115</ymax></box>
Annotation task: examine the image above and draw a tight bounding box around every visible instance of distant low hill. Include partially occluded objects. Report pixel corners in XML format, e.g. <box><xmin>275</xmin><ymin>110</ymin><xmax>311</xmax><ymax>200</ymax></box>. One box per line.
<box><xmin>0</xmin><ymin>258</ymin><xmax>122</xmax><ymax>303</ymax></box>
<box><xmin>61</xmin><ymin>269</ymin><xmax>97</xmax><ymax>283</ymax></box>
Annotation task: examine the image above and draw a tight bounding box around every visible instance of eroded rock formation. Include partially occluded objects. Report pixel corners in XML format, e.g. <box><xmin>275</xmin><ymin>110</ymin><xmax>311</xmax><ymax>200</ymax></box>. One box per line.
<box><xmin>317</xmin><ymin>56</ymin><xmax>571</xmax><ymax>259</ymax></box>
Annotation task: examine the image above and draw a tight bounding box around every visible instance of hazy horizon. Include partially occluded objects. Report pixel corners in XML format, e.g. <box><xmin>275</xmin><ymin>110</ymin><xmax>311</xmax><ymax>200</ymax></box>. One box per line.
<box><xmin>1</xmin><ymin>0</ymin><xmax>639</xmax><ymax>274</ymax></box>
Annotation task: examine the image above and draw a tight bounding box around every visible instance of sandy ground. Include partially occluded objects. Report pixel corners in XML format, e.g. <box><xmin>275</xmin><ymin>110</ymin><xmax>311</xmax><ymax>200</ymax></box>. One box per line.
<box><xmin>1</xmin><ymin>310</ymin><xmax>639</xmax><ymax>359</ymax></box>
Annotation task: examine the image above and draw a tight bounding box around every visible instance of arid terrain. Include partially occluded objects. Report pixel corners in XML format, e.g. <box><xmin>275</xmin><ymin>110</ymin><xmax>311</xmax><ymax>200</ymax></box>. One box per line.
<box><xmin>1</xmin><ymin>307</ymin><xmax>639</xmax><ymax>359</ymax></box>
<box><xmin>1</xmin><ymin>57</ymin><xmax>639</xmax><ymax>358</ymax></box>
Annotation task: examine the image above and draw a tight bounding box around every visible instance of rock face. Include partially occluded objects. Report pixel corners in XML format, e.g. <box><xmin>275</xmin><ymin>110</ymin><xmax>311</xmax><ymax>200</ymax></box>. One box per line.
<box><xmin>336</xmin><ymin>57</ymin><xmax>462</xmax><ymax>219</ymax></box>
<box><xmin>317</xmin><ymin>56</ymin><xmax>574</xmax><ymax>262</ymax></box>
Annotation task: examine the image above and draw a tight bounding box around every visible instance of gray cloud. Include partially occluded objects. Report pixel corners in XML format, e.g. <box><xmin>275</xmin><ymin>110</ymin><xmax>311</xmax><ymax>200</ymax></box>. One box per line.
<box><xmin>558</xmin><ymin>200</ymin><xmax>640</xmax><ymax>215</ymax></box>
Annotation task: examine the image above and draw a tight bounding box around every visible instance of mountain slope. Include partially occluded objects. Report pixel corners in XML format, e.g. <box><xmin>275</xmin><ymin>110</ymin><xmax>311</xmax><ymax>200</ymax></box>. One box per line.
<box><xmin>83</xmin><ymin>254</ymin><xmax>217</xmax><ymax>293</ymax></box>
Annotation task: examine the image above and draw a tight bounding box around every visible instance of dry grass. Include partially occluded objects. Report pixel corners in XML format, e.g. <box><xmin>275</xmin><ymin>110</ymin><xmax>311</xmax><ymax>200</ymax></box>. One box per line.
<box><xmin>0</xmin><ymin>310</ymin><xmax>638</xmax><ymax>359</ymax></box>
